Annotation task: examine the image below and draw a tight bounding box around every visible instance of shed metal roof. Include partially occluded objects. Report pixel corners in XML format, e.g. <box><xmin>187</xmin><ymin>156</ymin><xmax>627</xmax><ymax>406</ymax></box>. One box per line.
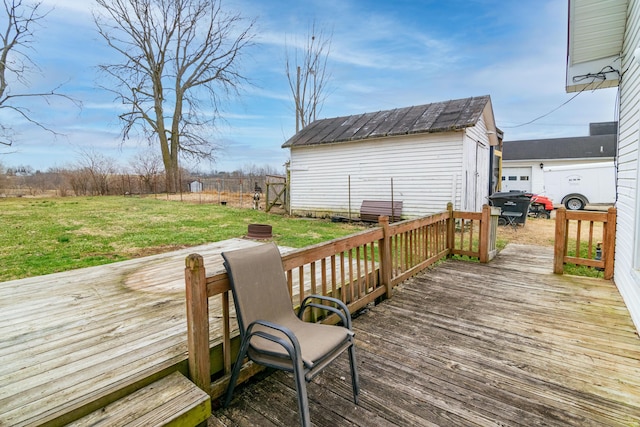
<box><xmin>282</xmin><ymin>95</ymin><xmax>492</xmax><ymax>148</ymax></box>
<box><xmin>503</xmin><ymin>134</ymin><xmax>617</xmax><ymax>161</ymax></box>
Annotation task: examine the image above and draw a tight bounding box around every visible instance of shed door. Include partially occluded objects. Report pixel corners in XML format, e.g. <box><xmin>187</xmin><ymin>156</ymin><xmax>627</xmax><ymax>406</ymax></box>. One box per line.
<box><xmin>501</xmin><ymin>167</ymin><xmax>532</xmax><ymax>192</ymax></box>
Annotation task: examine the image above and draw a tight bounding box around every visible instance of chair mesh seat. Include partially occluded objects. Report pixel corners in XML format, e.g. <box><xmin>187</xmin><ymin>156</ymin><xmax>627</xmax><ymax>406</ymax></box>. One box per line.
<box><xmin>248</xmin><ymin>319</ymin><xmax>354</xmax><ymax>368</ymax></box>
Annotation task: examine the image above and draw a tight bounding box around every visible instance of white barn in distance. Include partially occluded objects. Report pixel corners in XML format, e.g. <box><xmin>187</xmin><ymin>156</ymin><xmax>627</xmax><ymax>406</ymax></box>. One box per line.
<box><xmin>282</xmin><ymin>95</ymin><xmax>501</xmax><ymax>220</ymax></box>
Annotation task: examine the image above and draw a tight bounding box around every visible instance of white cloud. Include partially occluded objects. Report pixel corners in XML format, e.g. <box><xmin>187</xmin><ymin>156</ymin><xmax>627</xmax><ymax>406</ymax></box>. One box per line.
<box><xmin>1</xmin><ymin>0</ymin><xmax>620</xmax><ymax>172</ymax></box>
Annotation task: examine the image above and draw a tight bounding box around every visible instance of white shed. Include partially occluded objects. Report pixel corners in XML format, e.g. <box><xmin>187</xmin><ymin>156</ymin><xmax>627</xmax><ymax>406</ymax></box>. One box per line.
<box><xmin>189</xmin><ymin>180</ymin><xmax>203</xmax><ymax>193</ymax></box>
<box><xmin>282</xmin><ymin>95</ymin><xmax>501</xmax><ymax>219</ymax></box>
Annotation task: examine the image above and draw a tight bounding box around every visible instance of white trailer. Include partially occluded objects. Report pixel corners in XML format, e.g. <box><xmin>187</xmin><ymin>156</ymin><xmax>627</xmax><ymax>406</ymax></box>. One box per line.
<box><xmin>542</xmin><ymin>162</ymin><xmax>616</xmax><ymax>210</ymax></box>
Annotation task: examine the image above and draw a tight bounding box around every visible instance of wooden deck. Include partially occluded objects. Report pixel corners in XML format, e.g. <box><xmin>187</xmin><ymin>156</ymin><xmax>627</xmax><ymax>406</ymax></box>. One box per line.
<box><xmin>211</xmin><ymin>244</ymin><xmax>640</xmax><ymax>426</ymax></box>
<box><xmin>2</xmin><ymin>241</ymin><xmax>639</xmax><ymax>426</ymax></box>
<box><xmin>0</xmin><ymin>238</ymin><xmax>268</xmax><ymax>427</ymax></box>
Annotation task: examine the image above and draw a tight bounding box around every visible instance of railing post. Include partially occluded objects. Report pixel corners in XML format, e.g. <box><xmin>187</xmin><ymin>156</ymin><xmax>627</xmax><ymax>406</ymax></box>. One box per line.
<box><xmin>553</xmin><ymin>207</ymin><xmax>567</xmax><ymax>275</ymax></box>
<box><xmin>185</xmin><ymin>253</ymin><xmax>211</xmax><ymax>395</ymax></box>
<box><xmin>265</xmin><ymin>182</ymin><xmax>271</xmax><ymax>213</ymax></box>
<box><xmin>378</xmin><ymin>215</ymin><xmax>393</xmax><ymax>299</ymax></box>
<box><xmin>479</xmin><ymin>204</ymin><xmax>490</xmax><ymax>263</ymax></box>
<box><xmin>604</xmin><ymin>206</ymin><xmax>617</xmax><ymax>280</ymax></box>
<box><xmin>446</xmin><ymin>202</ymin><xmax>454</xmax><ymax>257</ymax></box>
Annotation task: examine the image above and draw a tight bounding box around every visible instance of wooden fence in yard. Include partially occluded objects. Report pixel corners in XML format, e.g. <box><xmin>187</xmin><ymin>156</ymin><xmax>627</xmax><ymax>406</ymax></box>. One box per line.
<box><xmin>553</xmin><ymin>207</ymin><xmax>617</xmax><ymax>280</ymax></box>
<box><xmin>185</xmin><ymin>203</ymin><xmax>499</xmax><ymax>399</ymax></box>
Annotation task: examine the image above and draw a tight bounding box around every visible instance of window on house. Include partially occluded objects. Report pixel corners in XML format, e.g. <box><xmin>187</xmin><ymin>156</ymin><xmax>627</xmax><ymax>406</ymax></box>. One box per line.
<box><xmin>508</xmin><ymin>176</ymin><xmax>517</xmax><ymax>181</ymax></box>
<box><xmin>520</xmin><ymin>176</ymin><xmax>529</xmax><ymax>181</ymax></box>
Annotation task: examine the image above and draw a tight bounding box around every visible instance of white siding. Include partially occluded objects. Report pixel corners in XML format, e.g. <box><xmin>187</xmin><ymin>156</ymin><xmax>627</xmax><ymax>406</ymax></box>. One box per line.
<box><xmin>614</xmin><ymin>0</ymin><xmax>640</xmax><ymax>331</ymax></box>
<box><xmin>502</xmin><ymin>167</ymin><xmax>534</xmax><ymax>193</ymax></box>
<box><xmin>288</xmin><ymin>132</ymin><xmax>466</xmax><ymax>218</ymax></box>
<box><xmin>463</xmin><ymin>113</ymin><xmax>492</xmax><ymax>211</ymax></box>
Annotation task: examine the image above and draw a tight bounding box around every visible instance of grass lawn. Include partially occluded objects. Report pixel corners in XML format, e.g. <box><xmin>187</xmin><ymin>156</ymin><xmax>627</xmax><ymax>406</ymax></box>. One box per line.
<box><xmin>0</xmin><ymin>196</ymin><xmax>367</xmax><ymax>282</ymax></box>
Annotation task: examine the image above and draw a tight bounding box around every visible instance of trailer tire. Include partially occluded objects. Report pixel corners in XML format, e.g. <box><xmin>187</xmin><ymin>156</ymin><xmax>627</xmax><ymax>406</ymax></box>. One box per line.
<box><xmin>564</xmin><ymin>196</ymin><xmax>585</xmax><ymax>211</ymax></box>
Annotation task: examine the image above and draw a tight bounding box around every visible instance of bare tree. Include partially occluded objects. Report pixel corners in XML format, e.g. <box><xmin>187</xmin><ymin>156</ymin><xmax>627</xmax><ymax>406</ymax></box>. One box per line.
<box><xmin>93</xmin><ymin>0</ymin><xmax>255</xmax><ymax>193</ymax></box>
<box><xmin>285</xmin><ymin>22</ymin><xmax>332</xmax><ymax>132</ymax></box>
<box><xmin>129</xmin><ymin>148</ymin><xmax>162</xmax><ymax>193</ymax></box>
<box><xmin>75</xmin><ymin>149</ymin><xmax>116</xmax><ymax>195</ymax></box>
<box><xmin>0</xmin><ymin>0</ymin><xmax>78</xmax><ymax>148</ymax></box>
<box><xmin>0</xmin><ymin>159</ymin><xmax>6</xmax><ymax>191</ymax></box>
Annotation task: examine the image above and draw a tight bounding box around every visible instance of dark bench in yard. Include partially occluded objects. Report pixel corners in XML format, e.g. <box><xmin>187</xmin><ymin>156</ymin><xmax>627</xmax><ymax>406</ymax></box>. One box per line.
<box><xmin>360</xmin><ymin>200</ymin><xmax>403</xmax><ymax>222</ymax></box>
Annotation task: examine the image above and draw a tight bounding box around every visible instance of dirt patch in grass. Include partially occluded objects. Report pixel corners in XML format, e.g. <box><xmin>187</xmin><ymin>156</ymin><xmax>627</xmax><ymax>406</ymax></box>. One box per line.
<box><xmin>497</xmin><ymin>216</ymin><xmax>557</xmax><ymax>247</ymax></box>
<box><xmin>497</xmin><ymin>211</ymin><xmax>606</xmax><ymax>248</ymax></box>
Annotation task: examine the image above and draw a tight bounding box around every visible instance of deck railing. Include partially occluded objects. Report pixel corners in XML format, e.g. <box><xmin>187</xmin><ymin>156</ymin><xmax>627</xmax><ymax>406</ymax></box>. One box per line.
<box><xmin>553</xmin><ymin>207</ymin><xmax>617</xmax><ymax>279</ymax></box>
<box><xmin>185</xmin><ymin>204</ymin><xmax>499</xmax><ymax>398</ymax></box>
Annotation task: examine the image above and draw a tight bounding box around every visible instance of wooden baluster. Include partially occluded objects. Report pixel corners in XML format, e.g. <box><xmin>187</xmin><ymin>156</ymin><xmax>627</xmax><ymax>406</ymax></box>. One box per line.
<box><xmin>222</xmin><ymin>291</ymin><xmax>231</xmax><ymax>375</ymax></box>
<box><xmin>331</xmin><ymin>255</ymin><xmax>337</xmax><ymax>298</ymax></box>
<box><xmin>340</xmin><ymin>252</ymin><xmax>346</xmax><ymax>303</ymax></box>
<box><xmin>576</xmin><ymin>220</ymin><xmax>582</xmax><ymax>259</ymax></box>
<box><xmin>378</xmin><ymin>215</ymin><xmax>392</xmax><ymax>299</ymax></box>
<box><xmin>299</xmin><ymin>265</ymin><xmax>305</xmax><ymax>306</ymax></box>
<box><xmin>321</xmin><ymin>258</ymin><xmax>327</xmax><ymax>296</ymax></box>
<box><xmin>310</xmin><ymin>261</ymin><xmax>317</xmax><ymax>295</ymax></box>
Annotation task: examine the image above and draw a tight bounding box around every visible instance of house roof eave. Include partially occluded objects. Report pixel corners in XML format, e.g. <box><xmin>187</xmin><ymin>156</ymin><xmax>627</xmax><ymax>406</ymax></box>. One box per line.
<box><xmin>566</xmin><ymin>0</ymin><xmax>627</xmax><ymax>92</ymax></box>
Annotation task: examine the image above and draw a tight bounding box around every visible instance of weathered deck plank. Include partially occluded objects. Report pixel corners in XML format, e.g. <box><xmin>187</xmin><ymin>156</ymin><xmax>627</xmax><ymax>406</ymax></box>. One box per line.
<box><xmin>0</xmin><ymin>239</ymin><xmax>265</xmax><ymax>426</ymax></box>
<box><xmin>0</xmin><ymin>237</ymin><xmax>363</xmax><ymax>426</ymax></box>
<box><xmin>2</xmin><ymin>241</ymin><xmax>639</xmax><ymax>426</ymax></box>
<box><xmin>213</xmin><ymin>244</ymin><xmax>640</xmax><ymax>426</ymax></box>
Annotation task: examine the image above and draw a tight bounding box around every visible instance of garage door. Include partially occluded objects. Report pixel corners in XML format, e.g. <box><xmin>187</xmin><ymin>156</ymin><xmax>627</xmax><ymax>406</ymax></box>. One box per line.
<box><xmin>501</xmin><ymin>167</ymin><xmax>532</xmax><ymax>192</ymax></box>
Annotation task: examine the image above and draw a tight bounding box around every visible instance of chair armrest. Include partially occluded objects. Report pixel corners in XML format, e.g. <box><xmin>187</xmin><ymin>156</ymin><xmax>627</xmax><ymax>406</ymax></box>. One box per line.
<box><xmin>299</xmin><ymin>295</ymin><xmax>352</xmax><ymax>329</ymax></box>
<box><xmin>244</xmin><ymin>320</ymin><xmax>303</xmax><ymax>363</ymax></box>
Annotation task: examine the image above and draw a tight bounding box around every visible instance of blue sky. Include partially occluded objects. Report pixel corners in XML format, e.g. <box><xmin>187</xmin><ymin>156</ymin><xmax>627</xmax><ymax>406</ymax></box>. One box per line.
<box><xmin>1</xmin><ymin>0</ymin><xmax>618</xmax><ymax>173</ymax></box>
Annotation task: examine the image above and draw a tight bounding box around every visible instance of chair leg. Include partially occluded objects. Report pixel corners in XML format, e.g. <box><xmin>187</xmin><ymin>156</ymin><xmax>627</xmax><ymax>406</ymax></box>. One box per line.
<box><xmin>293</xmin><ymin>359</ymin><xmax>311</xmax><ymax>427</ymax></box>
<box><xmin>223</xmin><ymin>337</ymin><xmax>251</xmax><ymax>407</ymax></box>
<box><xmin>348</xmin><ymin>343</ymin><xmax>360</xmax><ymax>405</ymax></box>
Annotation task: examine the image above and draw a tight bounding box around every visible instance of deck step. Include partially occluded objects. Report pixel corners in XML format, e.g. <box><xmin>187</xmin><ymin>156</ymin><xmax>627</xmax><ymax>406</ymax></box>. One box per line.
<box><xmin>68</xmin><ymin>372</ymin><xmax>211</xmax><ymax>427</ymax></box>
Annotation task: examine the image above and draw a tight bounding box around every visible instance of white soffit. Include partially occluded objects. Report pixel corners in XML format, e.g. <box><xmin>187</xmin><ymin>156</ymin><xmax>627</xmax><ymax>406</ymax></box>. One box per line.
<box><xmin>566</xmin><ymin>0</ymin><xmax>627</xmax><ymax>92</ymax></box>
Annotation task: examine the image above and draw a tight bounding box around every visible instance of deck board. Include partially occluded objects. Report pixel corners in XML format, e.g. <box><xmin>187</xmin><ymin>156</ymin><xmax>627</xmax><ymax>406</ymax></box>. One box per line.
<box><xmin>2</xmin><ymin>242</ymin><xmax>640</xmax><ymax>426</ymax></box>
<box><xmin>0</xmin><ymin>238</ymin><xmax>267</xmax><ymax>426</ymax></box>
<box><xmin>214</xmin><ymin>244</ymin><xmax>640</xmax><ymax>426</ymax></box>
<box><xmin>0</xmin><ymin>237</ymin><xmax>359</xmax><ymax>426</ymax></box>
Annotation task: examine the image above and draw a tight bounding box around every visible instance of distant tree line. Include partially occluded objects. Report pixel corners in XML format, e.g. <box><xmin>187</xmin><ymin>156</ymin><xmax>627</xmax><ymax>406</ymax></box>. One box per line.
<box><xmin>0</xmin><ymin>152</ymin><xmax>283</xmax><ymax>198</ymax></box>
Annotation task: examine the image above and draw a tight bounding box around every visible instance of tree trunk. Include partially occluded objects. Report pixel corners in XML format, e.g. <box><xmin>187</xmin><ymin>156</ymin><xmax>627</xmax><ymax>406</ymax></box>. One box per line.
<box><xmin>162</xmin><ymin>151</ymin><xmax>179</xmax><ymax>193</ymax></box>
<box><xmin>158</xmin><ymin>129</ymin><xmax>179</xmax><ymax>193</ymax></box>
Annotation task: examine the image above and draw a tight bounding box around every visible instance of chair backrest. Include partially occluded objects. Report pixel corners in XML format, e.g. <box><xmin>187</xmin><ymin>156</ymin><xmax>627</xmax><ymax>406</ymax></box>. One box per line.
<box><xmin>222</xmin><ymin>243</ymin><xmax>297</xmax><ymax>335</ymax></box>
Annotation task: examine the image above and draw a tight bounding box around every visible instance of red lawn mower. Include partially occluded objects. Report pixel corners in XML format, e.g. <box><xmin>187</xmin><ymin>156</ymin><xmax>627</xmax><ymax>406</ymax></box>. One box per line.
<box><xmin>527</xmin><ymin>194</ymin><xmax>554</xmax><ymax>219</ymax></box>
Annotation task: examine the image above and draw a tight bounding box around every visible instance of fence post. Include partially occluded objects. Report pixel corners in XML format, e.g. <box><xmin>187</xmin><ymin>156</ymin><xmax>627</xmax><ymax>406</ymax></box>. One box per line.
<box><xmin>185</xmin><ymin>253</ymin><xmax>211</xmax><ymax>395</ymax></box>
<box><xmin>265</xmin><ymin>182</ymin><xmax>271</xmax><ymax>212</ymax></box>
<box><xmin>604</xmin><ymin>206</ymin><xmax>617</xmax><ymax>280</ymax></box>
<box><xmin>378</xmin><ymin>215</ymin><xmax>393</xmax><ymax>299</ymax></box>
<box><xmin>479</xmin><ymin>204</ymin><xmax>490</xmax><ymax>263</ymax></box>
<box><xmin>446</xmin><ymin>202</ymin><xmax>454</xmax><ymax>257</ymax></box>
<box><xmin>553</xmin><ymin>207</ymin><xmax>567</xmax><ymax>275</ymax></box>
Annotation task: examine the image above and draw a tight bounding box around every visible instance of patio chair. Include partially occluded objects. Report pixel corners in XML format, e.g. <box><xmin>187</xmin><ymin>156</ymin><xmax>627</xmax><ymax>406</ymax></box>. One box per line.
<box><xmin>221</xmin><ymin>243</ymin><xmax>360</xmax><ymax>427</ymax></box>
